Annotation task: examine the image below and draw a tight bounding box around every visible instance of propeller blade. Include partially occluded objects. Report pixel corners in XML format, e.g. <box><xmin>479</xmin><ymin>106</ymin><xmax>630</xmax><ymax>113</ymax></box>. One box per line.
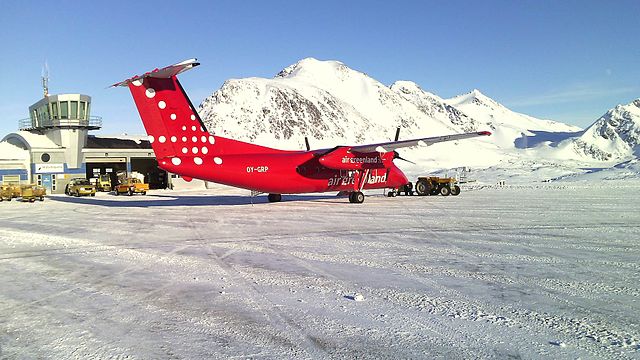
<box><xmin>393</xmin><ymin>150</ymin><xmax>416</xmax><ymax>164</ymax></box>
<box><xmin>394</xmin><ymin>127</ymin><xmax>401</xmax><ymax>141</ymax></box>
<box><xmin>396</xmin><ymin>155</ymin><xmax>416</xmax><ymax>164</ymax></box>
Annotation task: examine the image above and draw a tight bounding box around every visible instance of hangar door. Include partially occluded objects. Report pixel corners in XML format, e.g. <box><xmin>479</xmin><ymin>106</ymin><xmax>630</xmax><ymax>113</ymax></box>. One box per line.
<box><xmin>130</xmin><ymin>157</ymin><xmax>167</xmax><ymax>189</ymax></box>
<box><xmin>85</xmin><ymin>158</ymin><xmax>127</xmax><ymax>187</ymax></box>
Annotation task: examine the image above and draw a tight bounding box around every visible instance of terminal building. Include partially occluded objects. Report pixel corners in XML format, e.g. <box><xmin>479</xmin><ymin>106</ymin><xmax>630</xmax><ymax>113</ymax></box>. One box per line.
<box><xmin>0</xmin><ymin>85</ymin><xmax>168</xmax><ymax>193</ymax></box>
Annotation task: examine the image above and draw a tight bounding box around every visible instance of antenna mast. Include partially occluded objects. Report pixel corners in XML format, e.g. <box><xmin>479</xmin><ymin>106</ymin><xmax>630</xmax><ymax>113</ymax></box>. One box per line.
<box><xmin>41</xmin><ymin>62</ymin><xmax>49</xmax><ymax>97</ymax></box>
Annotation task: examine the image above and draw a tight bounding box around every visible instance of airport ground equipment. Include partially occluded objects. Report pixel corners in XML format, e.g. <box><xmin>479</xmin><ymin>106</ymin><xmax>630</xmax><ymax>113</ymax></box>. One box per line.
<box><xmin>415</xmin><ymin>176</ymin><xmax>460</xmax><ymax>196</ymax></box>
<box><xmin>0</xmin><ymin>185</ymin><xmax>12</xmax><ymax>201</ymax></box>
<box><xmin>8</xmin><ymin>184</ymin><xmax>21</xmax><ymax>199</ymax></box>
<box><xmin>94</xmin><ymin>174</ymin><xmax>112</xmax><ymax>192</ymax></box>
<box><xmin>114</xmin><ymin>177</ymin><xmax>149</xmax><ymax>196</ymax></box>
<box><xmin>389</xmin><ymin>176</ymin><xmax>461</xmax><ymax>197</ymax></box>
<box><xmin>32</xmin><ymin>185</ymin><xmax>46</xmax><ymax>201</ymax></box>
<box><xmin>19</xmin><ymin>185</ymin><xmax>37</xmax><ymax>202</ymax></box>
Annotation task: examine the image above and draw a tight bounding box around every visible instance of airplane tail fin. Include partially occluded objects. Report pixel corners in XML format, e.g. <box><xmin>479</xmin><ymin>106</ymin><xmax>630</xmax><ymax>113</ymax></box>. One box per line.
<box><xmin>113</xmin><ymin>59</ymin><xmax>215</xmax><ymax>162</ymax></box>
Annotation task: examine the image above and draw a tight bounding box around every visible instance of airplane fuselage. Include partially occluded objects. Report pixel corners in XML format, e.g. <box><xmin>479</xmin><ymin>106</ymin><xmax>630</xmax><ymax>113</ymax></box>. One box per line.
<box><xmin>158</xmin><ymin>140</ymin><xmax>409</xmax><ymax>194</ymax></box>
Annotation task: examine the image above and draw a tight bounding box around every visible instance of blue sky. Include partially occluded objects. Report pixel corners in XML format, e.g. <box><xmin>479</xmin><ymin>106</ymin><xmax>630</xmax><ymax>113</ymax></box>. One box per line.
<box><xmin>1</xmin><ymin>1</ymin><xmax>638</xmax><ymax>137</ymax></box>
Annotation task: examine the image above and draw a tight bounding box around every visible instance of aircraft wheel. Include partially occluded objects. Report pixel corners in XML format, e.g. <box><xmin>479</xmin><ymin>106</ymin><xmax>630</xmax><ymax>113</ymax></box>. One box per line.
<box><xmin>114</xmin><ymin>190</ymin><xmax>119</xmax><ymax>196</ymax></box>
<box><xmin>440</xmin><ymin>186</ymin><xmax>451</xmax><ymax>196</ymax></box>
<box><xmin>387</xmin><ymin>191</ymin><xmax>396</xmax><ymax>197</ymax></box>
<box><xmin>415</xmin><ymin>181</ymin><xmax>429</xmax><ymax>196</ymax></box>
<box><xmin>75</xmin><ymin>191</ymin><xmax>80</xmax><ymax>197</ymax></box>
<box><xmin>349</xmin><ymin>191</ymin><xmax>365</xmax><ymax>203</ymax></box>
<box><xmin>267</xmin><ymin>193</ymin><xmax>282</xmax><ymax>202</ymax></box>
<box><xmin>450</xmin><ymin>185</ymin><xmax>461</xmax><ymax>196</ymax></box>
<box><xmin>128</xmin><ymin>189</ymin><xmax>133</xmax><ymax>196</ymax></box>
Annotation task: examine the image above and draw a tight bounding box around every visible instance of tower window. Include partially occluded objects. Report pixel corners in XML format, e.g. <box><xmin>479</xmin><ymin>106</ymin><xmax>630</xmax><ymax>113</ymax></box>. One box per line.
<box><xmin>70</xmin><ymin>101</ymin><xmax>78</xmax><ymax>119</ymax></box>
<box><xmin>79</xmin><ymin>102</ymin><xmax>86</xmax><ymax>119</ymax></box>
<box><xmin>51</xmin><ymin>102</ymin><xmax>58</xmax><ymax>119</ymax></box>
<box><xmin>60</xmin><ymin>101</ymin><xmax>68</xmax><ymax>119</ymax></box>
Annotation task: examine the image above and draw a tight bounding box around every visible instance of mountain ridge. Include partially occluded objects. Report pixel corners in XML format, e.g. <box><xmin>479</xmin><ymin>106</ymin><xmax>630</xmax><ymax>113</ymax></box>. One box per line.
<box><xmin>197</xmin><ymin>58</ymin><xmax>639</xmax><ymax>182</ymax></box>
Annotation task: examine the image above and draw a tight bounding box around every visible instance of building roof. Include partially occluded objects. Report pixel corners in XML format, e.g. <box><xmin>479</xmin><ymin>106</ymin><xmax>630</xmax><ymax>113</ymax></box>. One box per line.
<box><xmin>85</xmin><ymin>135</ymin><xmax>152</xmax><ymax>149</ymax></box>
<box><xmin>1</xmin><ymin>131</ymin><xmax>62</xmax><ymax>150</ymax></box>
<box><xmin>0</xmin><ymin>141</ymin><xmax>30</xmax><ymax>161</ymax></box>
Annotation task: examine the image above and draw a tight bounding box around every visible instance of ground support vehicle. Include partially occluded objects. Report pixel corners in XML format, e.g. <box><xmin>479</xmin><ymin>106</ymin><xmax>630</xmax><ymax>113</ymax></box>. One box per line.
<box><xmin>94</xmin><ymin>174</ymin><xmax>112</xmax><ymax>192</ymax></box>
<box><xmin>32</xmin><ymin>185</ymin><xmax>46</xmax><ymax>201</ymax></box>
<box><xmin>114</xmin><ymin>178</ymin><xmax>149</xmax><ymax>196</ymax></box>
<box><xmin>388</xmin><ymin>182</ymin><xmax>413</xmax><ymax>197</ymax></box>
<box><xmin>414</xmin><ymin>176</ymin><xmax>460</xmax><ymax>196</ymax></box>
<box><xmin>66</xmin><ymin>178</ymin><xmax>97</xmax><ymax>197</ymax></box>
<box><xmin>0</xmin><ymin>185</ymin><xmax>13</xmax><ymax>201</ymax></box>
<box><xmin>19</xmin><ymin>185</ymin><xmax>37</xmax><ymax>202</ymax></box>
<box><xmin>8</xmin><ymin>184</ymin><xmax>21</xmax><ymax>199</ymax></box>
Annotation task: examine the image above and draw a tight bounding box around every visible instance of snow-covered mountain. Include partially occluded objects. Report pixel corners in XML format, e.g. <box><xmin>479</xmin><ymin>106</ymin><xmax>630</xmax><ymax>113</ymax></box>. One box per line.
<box><xmin>199</xmin><ymin>58</ymin><xmax>570</xmax><ymax>151</ymax></box>
<box><xmin>197</xmin><ymin>58</ymin><xmax>638</xmax><ymax>183</ymax></box>
<box><xmin>198</xmin><ymin>58</ymin><xmax>438</xmax><ymax>150</ymax></box>
<box><xmin>389</xmin><ymin>81</ymin><xmax>480</xmax><ymax>133</ymax></box>
<box><xmin>445</xmin><ymin>89</ymin><xmax>581</xmax><ymax>148</ymax></box>
<box><xmin>568</xmin><ymin>99</ymin><xmax>640</xmax><ymax>161</ymax></box>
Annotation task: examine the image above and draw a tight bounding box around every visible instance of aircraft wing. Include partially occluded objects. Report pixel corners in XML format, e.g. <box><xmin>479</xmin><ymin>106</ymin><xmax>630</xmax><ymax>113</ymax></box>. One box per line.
<box><xmin>350</xmin><ymin>131</ymin><xmax>491</xmax><ymax>153</ymax></box>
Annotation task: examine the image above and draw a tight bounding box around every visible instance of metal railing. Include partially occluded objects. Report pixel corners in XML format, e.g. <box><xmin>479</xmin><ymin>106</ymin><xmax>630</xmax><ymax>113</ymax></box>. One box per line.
<box><xmin>18</xmin><ymin>116</ymin><xmax>102</xmax><ymax>130</ymax></box>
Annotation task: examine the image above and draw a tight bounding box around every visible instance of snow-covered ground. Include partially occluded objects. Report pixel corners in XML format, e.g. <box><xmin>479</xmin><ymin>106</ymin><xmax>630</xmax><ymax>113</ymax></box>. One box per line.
<box><xmin>1</xmin><ymin>183</ymin><xmax>639</xmax><ymax>359</ymax></box>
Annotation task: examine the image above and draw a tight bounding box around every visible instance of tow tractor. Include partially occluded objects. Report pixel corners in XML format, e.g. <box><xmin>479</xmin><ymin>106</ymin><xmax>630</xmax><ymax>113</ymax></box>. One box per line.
<box><xmin>389</xmin><ymin>176</ymin><xmax>461</xmax><ymax>197</ymax></box>
<box><xmin>94</xmin><ymin>174</ymin><xmax>112</xmax><ymax>192</ymax></box>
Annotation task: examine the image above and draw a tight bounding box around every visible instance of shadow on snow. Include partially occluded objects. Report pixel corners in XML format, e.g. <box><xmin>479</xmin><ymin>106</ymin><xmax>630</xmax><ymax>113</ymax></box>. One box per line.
<box><xmin>514</xmin><ymin>130</ymin><xmax>582</xmax><ymax>149</ymax></box>
<box><xmin>48</xmin><ymin>193</ymin><xmax>339</xmax><ymax>208</ymax></box>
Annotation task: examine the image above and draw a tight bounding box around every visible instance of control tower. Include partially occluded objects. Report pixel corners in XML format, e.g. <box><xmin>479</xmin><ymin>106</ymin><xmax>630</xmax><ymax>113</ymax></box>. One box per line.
<box><xmin>19</xmin><ymin>94</ymin><xmax>102</xmax><ymax>169</ymax></box>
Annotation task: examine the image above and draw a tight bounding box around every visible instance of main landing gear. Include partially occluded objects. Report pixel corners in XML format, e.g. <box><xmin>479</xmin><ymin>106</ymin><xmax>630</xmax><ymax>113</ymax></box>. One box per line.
<box><xmin>348</xmin><ymin>191</ymin><xmax>365</xmax><ymax>204</ymax></box>
<box><xmin>267</xmin><ymin>193</ymin><xmax>282</xmax><ymax>202</ymax></box>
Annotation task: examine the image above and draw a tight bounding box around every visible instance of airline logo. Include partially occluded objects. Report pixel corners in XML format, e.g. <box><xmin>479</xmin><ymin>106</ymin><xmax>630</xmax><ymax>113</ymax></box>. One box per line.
<box><xmin>341</xmin><ymin>156</ymin><xmax>380</xmax><ymax>164</ymax></box>
<box><xmin>328</xmin><ymin>173</ymin><xmax>386</xmax><ymax>187</ymax></box>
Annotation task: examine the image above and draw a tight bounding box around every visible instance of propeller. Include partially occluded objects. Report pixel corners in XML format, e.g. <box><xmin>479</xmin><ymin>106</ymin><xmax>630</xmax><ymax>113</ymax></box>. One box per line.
<box><xmin>393</xmin><ymin>150</ymin><xmax>416</xmax><ymax>164</ymax></box>
<box><xmin>392</xmin><ymin>127</ymin><xmax>416</xmax><ymax>164</ymax></box>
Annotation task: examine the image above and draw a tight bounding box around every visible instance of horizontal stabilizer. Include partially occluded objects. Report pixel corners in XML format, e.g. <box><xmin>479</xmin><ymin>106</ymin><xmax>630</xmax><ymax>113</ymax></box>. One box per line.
<box><xmin>112</xmin><ymin>58</ymin><xmax>200</xmax><ymax>87</ymax></box>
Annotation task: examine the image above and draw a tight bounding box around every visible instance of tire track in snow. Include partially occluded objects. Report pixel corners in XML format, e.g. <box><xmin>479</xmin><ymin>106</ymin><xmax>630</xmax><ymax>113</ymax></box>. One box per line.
<box><xmin>181</xmin><ymin>207</ymin><xmax>329</xmax><ymax>359</ymax></box>
<box><xmin>419</xmin><ymin>193</ymin><xmax>640</xmax><ymax>359</ymax></box>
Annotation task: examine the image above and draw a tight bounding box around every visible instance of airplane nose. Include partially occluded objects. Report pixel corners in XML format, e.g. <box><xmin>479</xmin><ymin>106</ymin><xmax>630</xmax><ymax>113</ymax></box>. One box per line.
<box><xmin>387</xmin><ymin>167</ymin><xmax>409</xmax><ymax>187</ymax></box>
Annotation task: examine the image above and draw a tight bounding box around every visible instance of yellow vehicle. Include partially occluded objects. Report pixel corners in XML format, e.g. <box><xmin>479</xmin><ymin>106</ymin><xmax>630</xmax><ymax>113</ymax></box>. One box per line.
<box><xmin>415</xmin><ymin>176</ymin><xmax>460</xmax><ymax>196</ymax></box>
<box><xmin>0</xmin><ymin>184</ymin><xmax>13</xmax><ymax>201</ymax></box>
<box><xmin>20</xmin><ymin>185</ymin><xmax>37</xmax><ymax>202</ymax></box>
<box><xmin>94</xmin><ymin>174</ymin><xmax>112</xmax><ymax>192</ymax></box>
<box><xmin>114</xmin><ymin>178</ymin><xmax>149</xmax><ymax>196</ymax></box>
<box><xmin>8</xmin><ymin>184</ymin><xmax>21</xmax><ymax>199</ymax></box>
<box><xmin>66</xmin><ymin>178</ymin><xmax>96</xmax><ymax>197</ymax></box>
<box><xmin>32</xmin><ymin>185</ymin><xmax>46</xmax><ymax>201</ymax></box>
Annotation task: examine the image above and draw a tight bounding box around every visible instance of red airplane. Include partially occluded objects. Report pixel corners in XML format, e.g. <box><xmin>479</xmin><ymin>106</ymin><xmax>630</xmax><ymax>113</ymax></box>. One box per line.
<box><xmin>114</xmin><ymin>59</ymin><xmax>490</xmax><ymax>203</ymax></box>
